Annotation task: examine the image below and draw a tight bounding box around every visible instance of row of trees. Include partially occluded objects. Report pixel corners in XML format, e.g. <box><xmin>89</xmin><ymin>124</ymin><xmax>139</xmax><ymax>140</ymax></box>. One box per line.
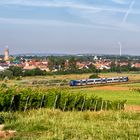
<box><xmin>47</xmin><ymin>56</ymin><xmax>140</xmax><ymax>73</ymax></box>
<box><xmin>0</xmin><ymin>66</ymin><xmax>46</xmax><ymax>80</ymax></box>
<box><xmin>109</xmin><ymin>61</ymin><xmax>140</xmax><ymax>73</ymax></box>
<box><xmin>47</xmin><ymin>56</ymin><xmax>78</xmax><ymax>71</ymax></box>
<box><xmin>1</xmin><ymin>55</ymin><xmax>140</xmax><ymax>80</ymax></box>
<box><xmin>1</xmin><ymin>64</ymin><xmax>140</xmax><ymax>80</ymax></box>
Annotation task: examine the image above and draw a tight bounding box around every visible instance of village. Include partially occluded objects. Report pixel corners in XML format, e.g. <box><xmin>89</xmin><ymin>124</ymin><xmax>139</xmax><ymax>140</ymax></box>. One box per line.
<box><xmin>0</xmin><ymin>47</ymin><xmax>140</xmax><ymax>73</ymax></box>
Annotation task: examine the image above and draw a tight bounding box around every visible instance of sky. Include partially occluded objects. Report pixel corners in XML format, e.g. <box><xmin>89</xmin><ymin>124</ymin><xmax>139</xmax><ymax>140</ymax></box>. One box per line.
<box><xmin>0</xmin><ymin>0</ymin><xmax>140</xmax><ymax>55</ymax></box>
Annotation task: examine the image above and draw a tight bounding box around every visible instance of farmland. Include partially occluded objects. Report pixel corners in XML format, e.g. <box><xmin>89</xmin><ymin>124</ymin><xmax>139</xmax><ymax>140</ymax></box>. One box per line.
<box><xmin>1</xmin><ymin>72</ymin><xmax>140</xmax><ymax>107</ymax></box>
<box><xmin>0</xmin><ymin>72</ymin><xmax>140</xmax><ymax>139</ymax></box>
<box><xmin>2</xmin><ymin>72</ymin><xmax>140</xmax><ymax>87</ymax></box>
<box><xmin>71</xmin><ymin>88</ymin><xmax>140</xmax><ymax>105</ymax></box>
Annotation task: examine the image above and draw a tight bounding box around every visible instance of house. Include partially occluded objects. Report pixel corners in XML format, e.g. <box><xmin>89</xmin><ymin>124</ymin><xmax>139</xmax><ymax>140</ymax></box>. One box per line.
<box><xmin>132</xmin><ymin>63</ymin><xmax>140</xmax><ymax>68</ymax></box>
<box><xmin>95</xmin><ymin>62</ymin><xmax>110</xmax><ymax>70</ymax></box>
<box><xmin>0</xmin><ymin>66</ymin><xmax>5</xmax><ymax>71</ymax></box>
<box><xmin>23</xmin><ymin>61</ymin><xmax>37</xmax><ymax>70</ymax></box>
<box><xmin>0</xmin><ymin>63</ymin><xmax>9</xmax><ymax>70</ymax></box>
<box><xmin>23</xmin><ymin>60</ymin><xmax>49</xmax><ymax>71</ymax></box>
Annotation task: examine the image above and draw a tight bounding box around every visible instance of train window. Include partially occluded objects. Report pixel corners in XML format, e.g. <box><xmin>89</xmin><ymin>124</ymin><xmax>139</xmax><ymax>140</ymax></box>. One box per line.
<box><xmin>114</xmin><ymin>78</ymin><xmax>119</xmax><ymax>80</ymax></box>
<box><xmin>95</xmin><ymin>80</ymin><xmax>101</xmax><ymax>82</ymax></box>
<box><xmin>124</xmin><ymin>77</ymin><xmax>128</xmax><ymax>81</ymax></box>
<box><xmin>76</xmin><ymin>81</ymin><xmax>81</xmax><ymax>84</ymax></box>
<box><xmin>87</xmin><ymin>80</ymin><xmax>94</xmax><ymax>82</ymax></box>
<box><xmin>107</xmin><ymin>79</ymin><xmax>112</xmax><ymax>81</ymax></box>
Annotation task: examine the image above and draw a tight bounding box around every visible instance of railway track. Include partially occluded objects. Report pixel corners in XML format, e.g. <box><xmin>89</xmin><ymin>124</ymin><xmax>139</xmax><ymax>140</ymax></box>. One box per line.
<box><xmin>60</xmin><ymin>80</ymin><xmax>140</xmax><ymax>90</ymax></box>
<box><xmin>29</xmin><ymin>80</ymin><xmax>140</xmax><ymax>90</ymax></box>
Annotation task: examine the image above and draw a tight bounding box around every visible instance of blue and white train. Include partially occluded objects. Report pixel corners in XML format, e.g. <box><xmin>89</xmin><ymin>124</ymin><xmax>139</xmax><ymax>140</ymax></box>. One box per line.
<box><xmin>70</xmin><ymin>76</ymin><xmax>129</xmax><ymax>86</ymax></box>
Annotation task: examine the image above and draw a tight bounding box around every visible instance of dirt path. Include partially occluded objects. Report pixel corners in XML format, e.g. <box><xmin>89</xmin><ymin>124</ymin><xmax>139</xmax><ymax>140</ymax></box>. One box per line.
<box><xmin>96</xmin><ymin>86</ymin><xmax>129</xmax><ymax>91</ymax></box>
<box><xmin>0</xmin><ymin>125</ymin><xmax>16</xmax><ymax>139</ymax></box>
<box><xmin>87</xmin><ymin>86</ymin><xmax>130</xmax><ymax>91</ymax></box>
<box><xmin>125</xmin><ymin>105</ymin><xmax>140</xmax><ymax>112</ymax></box>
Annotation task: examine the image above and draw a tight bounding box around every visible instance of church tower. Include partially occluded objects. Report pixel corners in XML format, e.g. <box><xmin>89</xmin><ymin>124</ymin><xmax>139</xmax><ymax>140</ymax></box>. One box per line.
<box><xmin>4</xmin><ymin>46</ymin><xmax>9</xmax><ymax>61</ymax></box>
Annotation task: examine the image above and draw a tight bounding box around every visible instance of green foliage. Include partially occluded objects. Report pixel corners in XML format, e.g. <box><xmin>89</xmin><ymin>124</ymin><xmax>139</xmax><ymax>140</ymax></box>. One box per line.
<box><xmin>0</xmin><ymin>83</ymin><xmax>7</xmax><ymax>88</ymax></box>
<box><xmin>23</xmin><ymin>68</ymin><xmax>46</xmax><ymax>76</ymax></box>
<box><xmin>32</xmin><ymin>79</ymin><xmax>68</xmax><ymax>86</ymax></box>
<box><xmin>132</xmin><ymin>88</ymin><xmax>140</xmax><ymax>93</ymax></box>
<box><xmin>48</xmin><ymin>56</ymin><xmax>66</xmax><ymax>71</ymax></box>
<box><xmin>15</xmin><ymin>76</ymin><xmax>22</xmax><ymax>80</ymax></box>
<box><xmin>89</xmin><ymin>73</ymin><xmax>100</xmax><ymax>79</ymax></box>
<box><xmin>3</xmin><ymin>109</ymin><xmax>140</xmax><ymax>140</ymax></box>
<box><xmin>7</xmin><ymin>66</ymin><xmax>46</xmax><ymax>77</ymax></box>
<box><xmin>8</xmin><ymin>66</ymin><xmax>23</xmax><ymax>76</ymax></box>
<box><xmin>68</xmin><ymin>57</ymin><xmax>77</xmax><ymax>71</ymax></box>
<box><xmin>0</xmin><ymin>115</ymin><xmax>4</xmax><ymax>124</ymax></box>
<box><xmin>0</xmin><ymin>87</ymin><xmax>126</xmax><ymax>112</ymax></box>
<box><xmin>0</xmin><ymin>70</ymin><xmax>13</xmax><ymax>80</ymax></box>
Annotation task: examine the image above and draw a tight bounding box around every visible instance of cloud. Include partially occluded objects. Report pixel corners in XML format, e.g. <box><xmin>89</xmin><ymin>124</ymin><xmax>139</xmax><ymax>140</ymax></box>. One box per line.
<box><xmin>122</xmin><ymin>0</ymin><xmax>135</xmax><ymax>23</ymax></box>
<box><xmin>0</xmin><ymin>0</ymin><xmax>140</xmax><ymax>33</ymax></box>
<box><xmin>0</xmin><ymin>17</ymin><xmax>91</xmax><ymax>27</ymax></box>
<box><xmin>0</xmin><ymin>17</ymin><xmax>140</xmax><ymax>32</ymax></box>
<box><xmin>111</xmin><ymin>0</ymin><xmax>129</xmax><ymax>4</ymax></box>
<box><xmin>0</xmin><ymin>0</ymin><xmax>140</xmax><ymax>15</ymax></box>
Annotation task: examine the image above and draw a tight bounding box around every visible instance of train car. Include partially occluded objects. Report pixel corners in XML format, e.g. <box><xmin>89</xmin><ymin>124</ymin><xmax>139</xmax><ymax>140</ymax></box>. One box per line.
<box><xmin>101</xmin><ymin>78</ymin><xmax>107</xmax><ymax>83</ymax></box>
<box><xmin>69</xmin><ymin>76</ymin><xmax>129</xmax><ymax>86</ymax></box>
<box><xmin>122</xmin><ymin>77</ymin><xmax>129</xmax><ymax>82</ymax></box>
<box><xmin>87</xmin><ymin>79</ymin><xmax>95</xmax><ymax>85</ymax></box>
<box><xmin>69</xmin><ymin>80</ymin><xmax>81</xmax><ymax>86</ymax></box>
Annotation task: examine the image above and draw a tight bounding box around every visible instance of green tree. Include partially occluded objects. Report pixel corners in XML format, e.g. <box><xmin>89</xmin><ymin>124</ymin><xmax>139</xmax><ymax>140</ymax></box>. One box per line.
<box><xmin>24</xmin><ymin>68</ymin><xmax>45</xmax><ymax>76</ymax></box>
<box><xmin>0</xmin><ymin>70</ymin><xmax>13</xmax><ymax>80</ymax></box>
<box><xmin>47</xmin><ymin>56</ymin><xmax>56</xmax><ymax>71</ymax></box>
<box><xmin>89</xmin><ymin>73</ymin><xmax>100</xmax><ymax>79</ymax></box>
<box><xmin>8</xmin><ymin>66</ymin><xmax>23</xmax><ymax>76</ymax></box>
<box><xmin>68</xmin><ymin>57</ymin><xmax>77</xmax><ymax>71</ymax></box>
<box><xmin>88</xmin><ymin>64</ymin><xmax>97</xmax><ymax>72</ymax></box>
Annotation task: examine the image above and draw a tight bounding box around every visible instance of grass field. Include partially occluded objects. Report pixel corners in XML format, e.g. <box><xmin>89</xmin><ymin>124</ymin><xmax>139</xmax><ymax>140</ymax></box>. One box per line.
<box><xmin>70</xmin><ymin>88</ymin><xmax>140</xmax><ymax>105</ymax></box>
<box><xmin>0</xmin><ymin>72</ymin><xmax>140</xmax><ymax>139</ymax></box>
<box><xmin>2</xmin><ymin>109</ymin><xmax>140</xmax><ymax>140</ymax></box>
<box><xmin>2</xmin><ymin>72</ymin><xmax>140</xmax><ymax>86</ymax></box>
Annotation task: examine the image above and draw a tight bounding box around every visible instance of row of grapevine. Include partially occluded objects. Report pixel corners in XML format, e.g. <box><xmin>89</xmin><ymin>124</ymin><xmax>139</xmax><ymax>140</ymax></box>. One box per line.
<box><xmin>132</xmin><ymin>88</ymin><xmax>140</xmax><ymax>93</ymax></box>
<box><xmin>0</xmin><ymin>87</ymin><xmax>127</xmax><ymax>112</ymax></box>
<box><xmin>32</xmin><ymin>79</ymin><xmax>68</xmax><ymax>86</ymax></box>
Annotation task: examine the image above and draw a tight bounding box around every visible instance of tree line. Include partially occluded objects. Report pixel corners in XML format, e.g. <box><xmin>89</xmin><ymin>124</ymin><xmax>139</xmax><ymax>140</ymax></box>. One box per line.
<box><xmin>0</xmin><ymin>66</ymin><xmax>45</xmax><ymax>80</ymax></box>
<box><xmin>1</xmin><ymin>56</ymin><xmax>140</xmax><ymax>80</ymax></box>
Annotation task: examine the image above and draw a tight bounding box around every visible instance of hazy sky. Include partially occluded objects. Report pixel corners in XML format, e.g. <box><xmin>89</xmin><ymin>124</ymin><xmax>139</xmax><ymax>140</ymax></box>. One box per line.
<box><xmin>0</xmin><ymin>0</ymin><xmax>140</xmax><ymax>55</ymax></box>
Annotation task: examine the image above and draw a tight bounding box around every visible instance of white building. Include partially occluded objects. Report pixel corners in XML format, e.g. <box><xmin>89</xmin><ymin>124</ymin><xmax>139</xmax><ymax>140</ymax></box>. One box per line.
<box><xmin>93</xmin><ymin>56</ymin><xmax>98</xmax><ymax>61</ymax></box>
<box><xmin>0</xmin><ymin>66</ymin><xmax>5</xmax><ymax>71</ymax></box>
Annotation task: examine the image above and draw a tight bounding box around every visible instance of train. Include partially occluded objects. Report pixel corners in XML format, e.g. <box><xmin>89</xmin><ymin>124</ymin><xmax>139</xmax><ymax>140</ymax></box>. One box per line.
<box><xmin>70</xmin><ymin>76</ymin><xmax>129</xmax><ymax>86</ymax></box>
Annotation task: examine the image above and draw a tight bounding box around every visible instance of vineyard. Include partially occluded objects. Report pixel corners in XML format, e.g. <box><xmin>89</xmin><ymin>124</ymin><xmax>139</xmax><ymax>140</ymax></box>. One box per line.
<box><xmin>0</xmin><ymin>87</ymin><xmax>126</xmax><ymax>112</ymax></box>
<box><xmin>0</xmin><ymin>74</ymin><xmax>139</xmax><ymax>139</ymax></box>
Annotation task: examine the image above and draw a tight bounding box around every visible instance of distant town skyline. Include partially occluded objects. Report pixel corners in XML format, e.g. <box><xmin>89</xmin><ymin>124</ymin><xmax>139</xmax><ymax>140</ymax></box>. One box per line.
<box><xmin>0</xmin><ymin>0</ymin><xmax>140</xmax><ymax>55</ymax></box>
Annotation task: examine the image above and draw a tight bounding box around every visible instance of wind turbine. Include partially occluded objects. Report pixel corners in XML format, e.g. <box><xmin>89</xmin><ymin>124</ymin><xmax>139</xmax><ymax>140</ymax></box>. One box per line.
<box><xmin>117</xmin><ymin>42</ymin><xmax>123</xmax><ymax>73</ymax></box>
<box><xmin>118</xmin><ymin>42</ymin><xmax>122</xmax><ymax>57</ymax></box>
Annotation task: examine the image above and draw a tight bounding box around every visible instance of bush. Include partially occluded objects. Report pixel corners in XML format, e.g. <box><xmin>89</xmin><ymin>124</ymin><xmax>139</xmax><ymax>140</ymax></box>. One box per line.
<box><xmin>0</xmin><ymin>115</ymin><xmax>4</xmax><ymax>124</ymax></box>
<box><xmin>89</xmin><ymin>74</ymin><xmax>100</xmax><ymax>79</ymax></box>
<box><xmin>23</xmin><ymin>68</ymin><xmax>46</xmax><ymax>76</ymax></box>
<box><xmin>0</xmin><ymin>83</ymin><xmax>7</xmax><ymax>88</ymax></box>
<box><xmin>16</xmin><ymin>76</ymin><xmax>22</xmax><ymax>80</ymax></box>
<box><xmin>8</xmin><ymin>66</ymin><xmax>23</xmax><ymax>76</ymax></box>
<box><xmin>0</xmin><ymin>70</ymin><xmax>13</xmax><ymax>80</ymax></box>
